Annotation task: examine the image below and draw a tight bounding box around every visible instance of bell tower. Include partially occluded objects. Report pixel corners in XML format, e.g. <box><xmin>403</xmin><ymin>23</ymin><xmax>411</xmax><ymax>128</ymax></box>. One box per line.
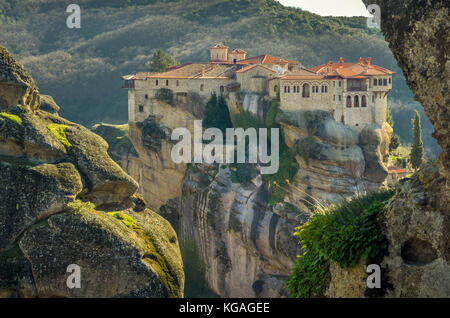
<box><xmin>209</xmin><ymin>44</ymin><xmax>228</xmax><ymax>63</ymax></box>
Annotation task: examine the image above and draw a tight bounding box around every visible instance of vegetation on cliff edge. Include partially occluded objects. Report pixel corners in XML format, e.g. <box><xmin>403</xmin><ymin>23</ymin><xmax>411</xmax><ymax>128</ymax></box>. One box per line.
<box><xmin>287</xmin><ymin>190</ymin><xmax>394</xmax><ymax>298</ymax></box>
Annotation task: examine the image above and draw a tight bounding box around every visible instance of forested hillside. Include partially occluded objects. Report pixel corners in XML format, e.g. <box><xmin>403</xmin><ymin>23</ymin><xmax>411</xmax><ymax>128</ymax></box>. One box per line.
<box><xmin>0</xmin><ymin>0</ymin><xmax>440</xmax><ymax>156</ymax></box>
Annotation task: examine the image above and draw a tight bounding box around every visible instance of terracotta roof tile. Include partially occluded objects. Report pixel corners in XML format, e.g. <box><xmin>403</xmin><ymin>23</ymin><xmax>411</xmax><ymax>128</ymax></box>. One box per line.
<box><xmin>310</xmin><ymin>59</ymin><xmax>394</xmax><ymax>78</ymax></box>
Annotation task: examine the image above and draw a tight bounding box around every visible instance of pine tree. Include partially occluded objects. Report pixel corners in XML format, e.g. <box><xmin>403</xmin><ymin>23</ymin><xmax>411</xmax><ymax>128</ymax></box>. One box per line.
<box><xmin>387</xmin><ymin>105</ymin><xmax>400</xmax><ymax>152</ymax></box>
<box><xmin>146</xmin><ymin>49</ymin><xmax>178</xmax><ymax>72</ymax></box>
<box><xmin>409</xmin><ymin>110</ymin><xmax>424</xmax><ymax>170</ymax></box>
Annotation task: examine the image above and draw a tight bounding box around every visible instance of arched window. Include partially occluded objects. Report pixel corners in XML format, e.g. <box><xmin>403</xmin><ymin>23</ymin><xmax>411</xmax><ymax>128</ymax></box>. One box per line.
<box><xmin>346</xmin><ymin>96</ymin><xmax>352</xmax><ymax>108</ymax></box>
<box><xmin>354</xmin><ymin>95</ymin><xmax>359</xmax><ymax>107</ymax></box>
<box><xmin>156</xmin><ymin>80</ymin><xmax>159</xmax><ymax>86</ymax></box>
<box><xmin>378</xmin><ymin>79</ymin><xmax>382</xmax><ymax>86</ymax></box>
<box><xmin>296</xmin><ymin>86</ymin><xmax>300</xmax><ymax>93</ymax></box>
<box><xmin>274</xmin><ymin>85</ymin><xmax>278</xmax><ymax>93</ymax></box>
<box><xmin>302</xmin><ymin>83</ymin><xmax>310</xmax><ymax>98</ymax></box>
<box><xmin>361</xmin><ymin>95</ymin><xmax>367</xmax><ymax>107</ymax></box>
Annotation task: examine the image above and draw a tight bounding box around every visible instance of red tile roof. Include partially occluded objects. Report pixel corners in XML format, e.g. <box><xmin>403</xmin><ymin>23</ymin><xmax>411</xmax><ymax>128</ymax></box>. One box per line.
<box><xmin>230</xmin><ymin>49</ymin><xmax>247</xmax><ymax>54</ymax></box>
<box><xmin>310</xmin><ymin>58</ymin><xmax>394</xmax><ymax>79</ymax></box>
<box><xmin>235</xmin><ymin>64</ymin><xmax>276</xmax><ymax>73</ymax></box>
<box><xmin>388</xmin><ymin>166</ymin><xmax>407</xmax><ymax>174</ymax></box>
<box><xmin>236</xmin><ymin>54</ymin><xmax>299</xmax><ymax>65</ymax></box>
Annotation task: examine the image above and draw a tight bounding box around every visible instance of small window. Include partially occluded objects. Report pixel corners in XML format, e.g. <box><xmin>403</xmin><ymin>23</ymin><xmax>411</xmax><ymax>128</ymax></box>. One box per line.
<box><xmin>302</xmin><ymin>84</ymin><xmax>310</xmax><ymax>98</ymax></box>
<box><xmin>372</xmin><ymin>95</ymin><xmax>375</xmax><ymax>103</ymax></box>
<box><xmin>274</xmin><ymin>85</ymin><xmax>278</xmax><ymax>93</ymax></box>
<box><xmin>389</xmin><ymin>78</ymin><xmax>391</xmax><ymax>84</ymax></box>
<box><xmin>373</xmin><ymin>79</ymin><xmax>377</xmax><ymax>86</ymax></box>
<box><xmin>220</xmin><ymin>86</ymin><xmax>224</xmax><ymax>93</ymax></box>
<box><xmin>361</xmin><ymin>95</ymin><xmax>367</xmax><ymax>107</ymax></box>
<box><xmin>176</xmin><ymin>80</ymin><xmax>179</xmax><ymax>87</ymax></box>
<box><xmin>321</xmin><ymin>85</ymin><xmax>328</xmax><ymax>93</ymax></box>
<box><xmin>138</xmin><ymin>105</ymin><xmax>144</xmax><ymax>112</ymax></box>
<box><xmin>346</xmin><ymin>96</ymin><xmax>352</xmax><ymax>107</ymax></box>
<box><xmin>293</xmin><ymin>86</ymin><xmax>296</xmax><ymax>93</ymax></box>
<box><xmin>166</xmin><ymin>80</ymin><xmax>169</xmax><ymax>86</ymax></box>
<box><xmin>356</xmin><ymin>124</ymin><xmax>359</xmax><ymax>127</ymax></box>
<box><xmin>383</xmin><ymin>79</ymin><xmax>387</xmax><ymax>86</ymax></box>
<box><xmin>339</xmin><ymin>95</ymin><xmax>342</xmax><ymax>101</ymax></box>
<box><xmin>339</xmin><ymin>81</ymin><xmax>342</xmax><ymax>87</ymax></box>
<box><xmin>354</xmin><ymin>95</ymin><xmax>359</xmax><ymax>107</ymax></box>
<box><xmin>378</xmin><ymin>79</ymin><xmax>382</xmax><ymax>86</ymax></box>
<box><xmin>145</xmin><ymin>94</ymin><xmax>148</xmax><ymax>99</ymax></box>
<box><xmin>333</xmin><ymin>81</ymin><xmax>336</xmax><ymax>87</ymax></box>
<box><xmin>200</xmin><ymin>84</ymin><xmax>204</xmax><ymax>91</ymax></box>
<box><xmin>156</xmin><ymin>80</ymin><xmax>159</xmax><ymax>86</ymax></box>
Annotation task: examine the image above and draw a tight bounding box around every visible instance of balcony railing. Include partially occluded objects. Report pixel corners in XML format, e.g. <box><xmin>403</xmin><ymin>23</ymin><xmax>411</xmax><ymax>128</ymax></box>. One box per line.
<box><xmin>347</xmin><ymin>86</ymin><xmax>367</xmax><ymax>92</ymax></box>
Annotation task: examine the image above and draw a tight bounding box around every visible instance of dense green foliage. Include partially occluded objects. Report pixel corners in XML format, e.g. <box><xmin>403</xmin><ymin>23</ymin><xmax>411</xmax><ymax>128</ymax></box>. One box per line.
<box><xmin>0</xmin><ymin>0</ymin><xmax>439</xmax><ymax>158</ymax></box>
<box><xmin>386</xmin><ymin>106</ymin><xmax>400</xmax><ymax>153</ymax></box>
<box><xmin>146</xmin><ymin>48</ymin><xmax>179</xmax><ymax>72</ymax></box>
<box><xmin>262</xmin><ymin>98</ymin><xmax>299</xmax><ymax>205</ymax></box>
<box><xmin>203</xmin><ymin>93</ymin><xmax>233</xmax><ymax>134</ymax></box>
<box><xmin>410</xmin><ymin>110</ymin><xmax>424</xmax><ymax>170</ymax></box>
<box><xmin>0</xmin><ymin>1</ymin><xmax>412</xmax><ymax>123</ymax></box>
<box><xmin>287</xmin><ymin>190</ymin><xmax>394</xmax><ymax>298</ymax></box>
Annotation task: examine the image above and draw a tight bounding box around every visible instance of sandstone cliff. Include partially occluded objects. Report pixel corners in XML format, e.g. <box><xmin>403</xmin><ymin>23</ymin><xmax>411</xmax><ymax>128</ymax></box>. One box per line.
<box><xmin>101</xmin><ymin>89</ymin><xmax>393</xmax><ymax>297</ymax></box>
<box><xmin>0</xmin><ymin>46</ymin><xmax>184</xmax><ymax>298</ymax></box>
<box><xmin>322</xmin><ymin>0</ymin><xmax>449</xmax><ymax>297</ymax></box>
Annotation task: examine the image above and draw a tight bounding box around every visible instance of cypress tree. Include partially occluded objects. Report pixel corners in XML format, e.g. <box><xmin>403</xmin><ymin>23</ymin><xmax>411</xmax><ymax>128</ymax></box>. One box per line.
<box><xmin>409</xmin><ymin>110</ymin><xmax>424</xmax><ymax>170</ymax></box>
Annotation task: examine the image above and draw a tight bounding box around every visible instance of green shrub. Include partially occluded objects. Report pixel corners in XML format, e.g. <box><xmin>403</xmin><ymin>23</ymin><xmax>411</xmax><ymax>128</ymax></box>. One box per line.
<box><xmin>230</xmin><ymin>163</ymin><xmax>258</xmax><ymax>185</ymax></box>
<box><xmin>155</xmin><ymin>88</ymin><xmax>174</xmax><ymax>105</ymax></box>
<box><xmin>287</xmin><ymin>190</ymin><xmax>394</xmax><ymax>297</ymax></box>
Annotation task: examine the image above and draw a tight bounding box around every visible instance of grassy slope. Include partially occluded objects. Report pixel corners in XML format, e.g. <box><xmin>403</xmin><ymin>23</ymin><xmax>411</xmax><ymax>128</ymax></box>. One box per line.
<box><xmin>0</xmin><ymin>0</ymin><xmax>440</xmax><ymax>156</ymax></box>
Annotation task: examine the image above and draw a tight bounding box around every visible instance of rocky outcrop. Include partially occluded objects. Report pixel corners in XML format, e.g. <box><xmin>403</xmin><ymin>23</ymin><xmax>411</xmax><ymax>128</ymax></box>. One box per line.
<box><xmin>279</xmin><ymin>110</ymin><xmax>392</xmax><ymax>209</ymax></box>
<box><xmin>324</xmin><ymin>163</ymin><xmax>450</xmax><ymax>297</ymax></box>
<box><xmin>323</xmin><ymin>1</ymin><xmax>449</xmax><ymax>297</ymax></box>
<box><xmin>0</xmin><ymin>46</ymin><xmax>184</xmax><ymax>298</ymax></box>
<box><xmin>362</xmin><ymin>0</ymin><xmax>449</xmax><ymax>181</ymax></box>
<box><xmin>0</xmin><ymin>46</ymin><xmax>40</xmax><ymax>112</ymax></box>
<box><xmin>162</xmin><ymin>163</ymin><xmax>308</xmax><ymax>297</ymax></box>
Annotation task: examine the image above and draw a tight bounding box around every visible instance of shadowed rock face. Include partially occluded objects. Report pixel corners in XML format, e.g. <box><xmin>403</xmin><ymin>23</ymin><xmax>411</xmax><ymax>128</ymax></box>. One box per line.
<box><xmin>0</xmin><ymin>46</ymin><xmax>40</xmax><ymax>112</ymax></box>
<box><xmin>362</xmin><ymin>0</ymin><xmax>449</xmax><ymax>180</ymax></box>
<box><xmin>325</xmin><ymin>2</ymin><xmax>450</xmax><ymax>298</ymax></box>
<box><xmin>0</xmin><ymin>46</ymin><xmax>184</xmax><ymax>298</ymax></box>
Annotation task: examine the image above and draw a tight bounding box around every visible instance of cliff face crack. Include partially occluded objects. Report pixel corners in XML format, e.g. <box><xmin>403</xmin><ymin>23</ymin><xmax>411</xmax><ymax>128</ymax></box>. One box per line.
<box><xmin>268</xmin><ymin>213</ymin><xmax>280</xmax><ymax>252</ymax></box>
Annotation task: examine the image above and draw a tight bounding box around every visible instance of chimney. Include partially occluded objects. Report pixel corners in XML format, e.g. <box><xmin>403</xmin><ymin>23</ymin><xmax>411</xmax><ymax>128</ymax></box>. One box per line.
<box><xmin>201</xmin><ymin>65</ymin><xmax>205</xmax><ymax>77</ymax></box>
<box><xmin>359</xmin><ymin>57</ymin><xmax>364</xmax><ymax>65</ymax></box>
<box><xmin>327</xmin><ymin>61</ymin><xmax>333</xmax><ymax>73</ymax></box>
<box><xmin>366</xmin><ymin>57</ymin><xmax>372</xmax><ymax>67</ymax></box>
<box><xmin>339</xmin><ymin>57</ymin><xmax>344</xmax><ymax>64</ymax></box>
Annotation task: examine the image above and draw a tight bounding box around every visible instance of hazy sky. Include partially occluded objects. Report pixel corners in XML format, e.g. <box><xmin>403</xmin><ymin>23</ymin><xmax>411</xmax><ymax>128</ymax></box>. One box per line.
<box><xmin>277</xmin><ymin>0</ymin><xmax>371</xmax><ymax>17</ymax></box>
